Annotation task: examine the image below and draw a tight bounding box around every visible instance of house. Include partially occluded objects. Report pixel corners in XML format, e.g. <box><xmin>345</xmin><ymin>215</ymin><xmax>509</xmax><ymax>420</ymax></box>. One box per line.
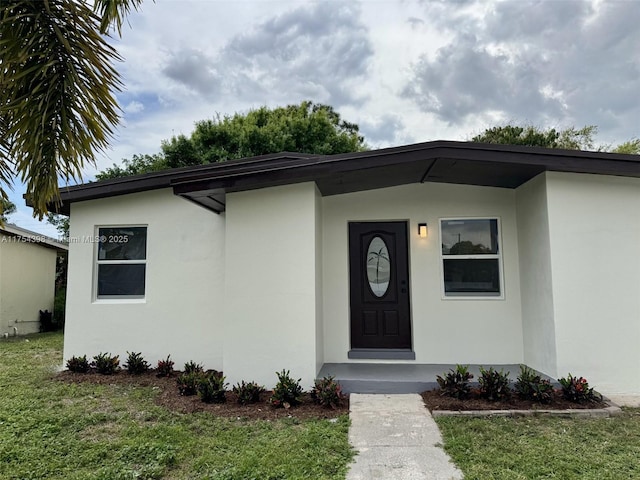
<box><xmin>53</xmin><ymin>141</ymin><xmax>640</xmax><ymax>395</ymax></box>
<box><xmin>0</xmin><ymin>224</ymin><xmax>68</xmax><ymax>336</ymax></box>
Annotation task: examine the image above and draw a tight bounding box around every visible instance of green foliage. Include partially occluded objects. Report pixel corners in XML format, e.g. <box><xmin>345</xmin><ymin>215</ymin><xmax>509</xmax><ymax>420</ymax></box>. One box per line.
<box><xmin>471</xmin><ymin>124</ymin><xmax>601</xmax><ymax>151</ymax></box>
<box><xmin>233</xmin><ymin>381</ymin><xmax>266</xmax><ymax>405</ymax></box>
<box><xmin>45</xmin><ymin>213</ymin><xmax>70</xmax><ymax>238</ymax></box>
<box><xmin>53</xmin><ymin>287</ymin><xmax>66</xmax><ymax>329</ymax></box>
<box><xmin>177</xmin><ymin>372</ymin><xmax>204</xmax><ymax>396</ymax></box>
<box><xmin>97</xmin><ymin>101</ymin><xmax>368</xmax><ymax>179</ymax></box>
<box><xmin>66</xmin><ymin>355</ymin><xmax>90</xmax><ymax>373</ymax></box>
<box><xmin>311</xmin><ymin>376</ymin><xmax>345</xmax><ymax>409</ymax></box>
<box><xmin>95</xmin><ymin>153</ymin><xmax>168</xmax><ymax>180</ymax></box>
<box><xmin>436</xmin><ymin>364</ymin><xmax>474</xmax><ymax>399</ymax></box>
<box><xmin>183</xmin><ymin>361</ymin><xmax>204</xmax><ymax>374</ymax></box>
<box><xmin>558</xmin><ymin>373</ymin><xmax>602</xmax><ymax>404</ymax></box>
<box><xmin>0</xmin><ymin>0</ymin><xmax>135</xmax><ymax>218</ymax></box>
<box><xmin>0</xmin><ymin>332</ymin><xmax>354</xmax><ymax>479</ymax></box>
<box><xmin>270</xmin><ymin>369</ymin><xmax>304</xmax><ymax>408</ymax></box>
<box><xmin>198</xmin><ymin>372</ymin><xmax>227</xmax><ymax>404</ymax></box>
<box><xmin>0</xmin><ymin>199</ymin><xmax>15</xmax><ymax>223</ymax></box>
<box><xmin>92</xmin><ymin>352</ymin><xmax>120</xmax><ymax>375</ymax></box>
<box><xmin>156</xmin><ymin>355</ymin><xmax>175</xmax><ymax>377</ymax></box>
<box><xmin>611</xmin><ymin>138</ymin><xmax>640</xmax><ymax>154</ymax></box>
<box><xmin>514</xmin><ymin>365</ymin><xmax>554</xmax><ymax>403</ymax></box>
<box><xmin>124</xmin><ymin>351</ymin><xmax>150</xmax><ymax>375</ymax></box>
<box><xmin>478</xmin><ymin>367</ymin><xmax>511</xmax><ymax>401</ymax></box>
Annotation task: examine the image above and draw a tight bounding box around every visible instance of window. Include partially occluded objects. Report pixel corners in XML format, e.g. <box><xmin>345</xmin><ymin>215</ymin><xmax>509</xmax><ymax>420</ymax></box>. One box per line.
<box><xmin>96</xmin><ymin>226</ymin><xmax>147</xmax><ymax>299</ymax></box>
<box><xmin>440</xmin><ymin>218</ymin><xmax>502</xmax><ymax>297</ymax></box>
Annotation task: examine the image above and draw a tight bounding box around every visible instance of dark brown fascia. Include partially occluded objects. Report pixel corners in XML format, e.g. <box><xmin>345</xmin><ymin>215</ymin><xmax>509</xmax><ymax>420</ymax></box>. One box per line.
<box><xmin>52</xmin><ymin>141</ymin><xmax>640</xmax><ymax>215</ymax></box>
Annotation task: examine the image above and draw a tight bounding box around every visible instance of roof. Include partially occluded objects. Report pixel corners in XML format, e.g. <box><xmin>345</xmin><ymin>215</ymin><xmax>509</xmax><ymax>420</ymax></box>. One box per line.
<box><xmin>52</xmin><ymin>140</ymin><xmax>640</xmax><ymax>215</ymax></box>
<box><xmin>0</xmin><ymin>224</ymin><xmax>68</xmax><ymax>252</ymax></box>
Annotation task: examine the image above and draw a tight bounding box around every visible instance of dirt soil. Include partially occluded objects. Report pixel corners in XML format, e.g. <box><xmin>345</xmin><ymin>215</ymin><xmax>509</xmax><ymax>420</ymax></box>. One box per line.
<box><xmin>56</xmin><ymin>370</ymin><xmax>348</xmax><ymax>420</ymax></box>
<box><xmin>422</xmin><ymin>388</ymin><xmax>609</xmax><ymax>412</ymax></box>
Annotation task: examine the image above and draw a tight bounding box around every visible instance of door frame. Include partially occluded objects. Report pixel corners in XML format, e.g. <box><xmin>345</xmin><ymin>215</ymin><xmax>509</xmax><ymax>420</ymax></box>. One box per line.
<box><xmin>347</xmin><ymin>221</ymin><xmax>415</xmax><ymax>360</ymax></box>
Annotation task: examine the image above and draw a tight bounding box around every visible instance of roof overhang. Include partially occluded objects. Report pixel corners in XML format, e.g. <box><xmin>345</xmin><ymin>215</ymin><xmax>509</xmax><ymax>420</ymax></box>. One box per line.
<box><xmin>0</xmin><ymin>224</ymin><xmax>68</xmax><ymax>252</ymax></box>
<box><xmin>51</xmin><ymin>141</ymin><xmax>640</xmax><ymax>215</ymax></box>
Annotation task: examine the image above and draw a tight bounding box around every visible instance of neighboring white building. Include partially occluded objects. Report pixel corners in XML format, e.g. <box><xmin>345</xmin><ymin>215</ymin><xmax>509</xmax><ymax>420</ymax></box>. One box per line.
<box><xmin>54</xmin><ymin>141</ymin><xmax>640</xmax><ymax>395</ymax></box>
<box><xmin>0</xmin><ymin>224</ymin><xmax>68</xmax><ymax>336</ymax></box>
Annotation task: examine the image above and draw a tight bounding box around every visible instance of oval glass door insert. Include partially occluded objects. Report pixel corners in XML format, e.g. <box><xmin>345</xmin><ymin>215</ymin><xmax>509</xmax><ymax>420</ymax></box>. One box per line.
<box><xmin>367</xmin><ymin>236</ymin><xmax>390</xmax><ymax>297</ymax></box>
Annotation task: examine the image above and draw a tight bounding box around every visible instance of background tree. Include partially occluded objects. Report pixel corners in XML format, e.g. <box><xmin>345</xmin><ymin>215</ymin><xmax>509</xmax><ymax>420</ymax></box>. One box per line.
<box><xmin>0</xmin><ymin>199</ymin><xmax>16</xmax><ymax>223</ymax></box>
<box><xmin>471</xmin><ymin>124</ymin><xmax>638</xmax><ymax>153</ymax></box>
<box><xmin>97</xmin><ymin>101</ymin><xmax>367</xmax><ymax>179</ymax></box>
<box><xmin>0</xmin><ymin>0</ymin><xmax>143</xmax><ymax>218</ymax></box>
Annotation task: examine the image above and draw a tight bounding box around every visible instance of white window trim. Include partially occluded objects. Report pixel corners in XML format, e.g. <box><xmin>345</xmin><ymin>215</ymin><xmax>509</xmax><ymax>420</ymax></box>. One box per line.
<box><xmin>439</xmin><ymin>217</ymin><xmax>505</xmax><ymax>300</ymax></box>
<box><xmin>93</xmin><ymin>224</ymin><xmax>148</xmax><ymax>303</ymax></box>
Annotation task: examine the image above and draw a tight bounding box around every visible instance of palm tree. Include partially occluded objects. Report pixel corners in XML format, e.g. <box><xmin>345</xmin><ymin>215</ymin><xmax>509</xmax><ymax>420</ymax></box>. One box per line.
<box><xmin>0</xmin><ymin>0</ymin><xmax>143</xmax><ymax>219</ymax></box>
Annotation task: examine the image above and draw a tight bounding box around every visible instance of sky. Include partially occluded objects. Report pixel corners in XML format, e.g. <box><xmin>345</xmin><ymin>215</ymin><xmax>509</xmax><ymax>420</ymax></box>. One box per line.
<box><xmin>9</xmin><ymin>0</ymin><xmax>640</xmax><ymax>236</ymax></box>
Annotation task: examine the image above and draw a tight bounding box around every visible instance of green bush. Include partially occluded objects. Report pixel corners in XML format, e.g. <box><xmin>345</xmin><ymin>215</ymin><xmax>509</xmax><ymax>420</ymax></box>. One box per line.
<box><xmin>183</xmin><ymin>361</ymin><xmax>203</xmax><ymax>374</ymax></box>
<box><xmin>515</xmin><ymin>365</ymin><xmax>553</xmax><ymax>403</ymax></box>
<box><xmin>53</xmin><ymin>287</ymin><xmax>66</xmax><ymax>329</ymax></box>
<box><xmin>198</xmin><ymin>372</ymin><xmax>227</xmax><ymax>404</ymax></box>
<box><xmin>478</xmin><ymin>367</ymin><xmax>511</xmax><ymax>401</ymax></box>
<box><xmin>66</xmin><ymin>355</ymin><xmax>89</xmax><ymax>373</ymax></box>
<box><xmin>559</xmin><ymin>374</ymin><xmax>602</xmax><ymax>403</ymax></box>
<box><xmin>92</xmin><ymin>353</ymin><xmax>120</xmax><ymax>375</ymax></box>
<box><xmin>124</xmin><ymin>351</ymin><xmax>150</xmax><ymax>375</ymax></box>
<box><xmin>233</xmin><ymin>381</ymin><xmax>265</xmax><ymax>405</ymax></box>
<box><xmin>177</xmin><ymin>372</ymin><xmax>203</xmax><ymax>396</ymax></box>
<box><xmin>311</xmin><ymin>375</ymin><xmax>345</xmax><ymax>409</ymax></box>
<box><xmin>270</xmin><ymin>369</ymin><xmax>303</xmax><ymax>408</ymax></box>
<box><xmin>436</xmin><ymin>364</ymin><xmax>473</xmax><ymax>399</ymax></box>
<box><xmin>156</xmin><ymin>355</ymin><xmax>175</xmax><ymax>377</ymax></box>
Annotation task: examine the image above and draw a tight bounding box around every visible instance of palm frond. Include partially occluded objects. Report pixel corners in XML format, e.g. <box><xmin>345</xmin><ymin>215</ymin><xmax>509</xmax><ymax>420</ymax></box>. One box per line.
<box><xmin>93</xmin><ymin>0</ymin><xmax>144</xmax><ymax>35</ymax></box>
<box><xmin>0</xmin><ymin>0</ymin><xmax>123</xmax><ymax>218</ymax></box>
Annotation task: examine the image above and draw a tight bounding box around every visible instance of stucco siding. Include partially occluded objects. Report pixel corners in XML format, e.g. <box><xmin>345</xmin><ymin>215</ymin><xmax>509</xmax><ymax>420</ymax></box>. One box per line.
<box><xmin>516</xmin><ymin>173</ymin><xmax>558</xmax><ymax>377</ymax></box>
<box><xmin>224</xmin><ymin>183</ymin><xmax>320</xmax><ymax>389</ymax></box>
<box><xmin>546</xmin><ymin>172</ymin><xmax>640</xmax><ymax>394</ymax></box>
<box><xmin>0</xmin><ymin>237</ymin><xmax>57</xmax><ymax>335</ymax></box>
<box><xmin>63</xmin><ymin>189</ymin><xmax>225</xmax><ymax>369</ymax></box>
<box><xmin>322</xmin><ymin>182</ymin><xmax>524</xmax><ymax>365</ymax></box>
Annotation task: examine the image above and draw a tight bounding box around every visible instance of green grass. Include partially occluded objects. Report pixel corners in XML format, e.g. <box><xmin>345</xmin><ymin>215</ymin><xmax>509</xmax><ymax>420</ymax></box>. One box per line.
<box><xmin>436</xmin><ymin>410</ymin><xmax>640</xmax><ymax>479</ymax></box>
<box><xmin>0</xmin><ymin>333</ymin><xmax>353</xmax><ymax>479</ymax></box>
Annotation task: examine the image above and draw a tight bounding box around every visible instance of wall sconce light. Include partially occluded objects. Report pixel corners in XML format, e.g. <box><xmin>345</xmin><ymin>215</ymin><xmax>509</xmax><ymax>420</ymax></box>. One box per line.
<box><xmin>418</xmin><ymin>223</ymin><xmax>428</xmax><ymax>238</ymax></box>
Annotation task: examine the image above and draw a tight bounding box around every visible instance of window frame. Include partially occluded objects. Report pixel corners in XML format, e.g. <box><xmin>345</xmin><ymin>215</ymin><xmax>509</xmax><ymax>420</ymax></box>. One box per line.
<box><xmin>439</xmin><ymin>217</ymin><xmax>504</xmax><ymax>300</ymax></box>
<box><xmin>93</xmin><ymin>225</ymin><xmax>148</xmax><ymax>302</ymax></box>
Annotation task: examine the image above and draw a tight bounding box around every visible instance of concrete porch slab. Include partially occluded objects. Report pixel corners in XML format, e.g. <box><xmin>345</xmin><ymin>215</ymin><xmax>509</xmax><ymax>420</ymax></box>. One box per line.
<box><xmin>319</xmin><ymin>363</ymin><xmax>553</xmax><ymax>394</ymax></box>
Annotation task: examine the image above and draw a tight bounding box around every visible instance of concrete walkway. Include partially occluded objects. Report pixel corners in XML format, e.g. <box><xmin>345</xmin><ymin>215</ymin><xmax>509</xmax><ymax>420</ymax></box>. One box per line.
<box><xmin>347</xmin><ymin>394</ymin><xmax>463</xmax><ymax>480</ymax></box>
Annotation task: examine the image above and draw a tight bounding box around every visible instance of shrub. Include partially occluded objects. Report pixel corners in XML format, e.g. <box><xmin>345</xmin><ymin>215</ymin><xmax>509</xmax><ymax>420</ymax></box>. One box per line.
<box><xmin>311</xmin><ymin>375</ymin><xmax>344</xmax><ymax>409</ymax></box>
<box><xmin>270</xmin><ymin>369</ymin><xmax>303</xmax><ymax>408</ymax></box>
<box><xmin>53</xmin><ymin>288</ymin><xmax>66</xmax><ymax>329</ymax></box>
<box><xmin>183</xmin><ymin>361</ymin><xmax>203</xmax><ymax>374</ymax></box>
<box><xmin>436</xmin><ymin>364</ymin><xmax>473</xmax><ymax>399</ymax></box>
<box><xmin>124</xmin><ymin>351</ymin><xmax>150</xmax><ymax>375</ymax></box>
<box><xmin>198</xmin><ymin>372</ymin><xmax>227</xmax><ymax>404</ymax></box>
<box><xmin>233</xmin><ymin>381</ymin><xmax>266</xmax><ymax>405</ymax></box>
<box><xmin>177</xmin><ymin>371</ymin><xmax>203</xmax><ymax>396</ymax></box>
<box><xmin>92</xmin><ymin>352</ymin><xmax>120</xmax><ymax>375</ymax></box>
<box><xmin>559</xmin><ymin>374</ymin><xmax>602</xmax><ymax>403</ymax></box>
<box><xmin>156</xmin><ymin>355</ymin><xmax>175</xmax><ymax>377</ymax></box>
<box><xmin>66</xmin><ymin>355</ymin><xmax>90</xmax><ymax>373</ymax></box>
<box><xmin>515</xmin><ymin>365</ymin><xmax>553</xmax><ymax>403</ymax></box>
<box><xmin>478</xmin><ymin>367</ymin><xmax>511</xmax><ymax>401</ymax></box>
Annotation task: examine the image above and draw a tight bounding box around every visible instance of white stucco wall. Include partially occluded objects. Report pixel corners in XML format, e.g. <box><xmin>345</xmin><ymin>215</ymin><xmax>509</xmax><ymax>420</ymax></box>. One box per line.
<box><xmin>224</xmin><ymin>182</ymin><xmax>321</xmax><ymax>389</ymax></box>
<box><xmin>545</xmin><ymin>172</ymin><xmax>640</xmax><ymax>394</ymax></box>
<box><xmin>0</xmin><ymin>237</ymin><xmax>57</xmax><ymax>335</ymax></box>
<box><xmin>516</xmin><ymin>174</ymin><xmax>558</xmax><ymax>377</ymax></box>
<box><xmin>322</xmin><ymin>182</ymin><xmax>524</xmax><ymax>365</ymax></box>
<box><xmin>63</xmin><ymin>189</ymin><xmax>225</xmax><ymax>370</ymax></box>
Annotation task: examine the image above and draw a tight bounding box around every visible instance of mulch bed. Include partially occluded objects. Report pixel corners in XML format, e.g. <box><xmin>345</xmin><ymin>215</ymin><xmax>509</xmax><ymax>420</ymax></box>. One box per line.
<box><xmin>422</xmin><ymin>388</ymin><xmax>609</xmax><ymax>412</ymax></box>
<box><xmin>56</xmin><ymin>370</ymin><xmax>348</xmax><ymax>421</ymax></box>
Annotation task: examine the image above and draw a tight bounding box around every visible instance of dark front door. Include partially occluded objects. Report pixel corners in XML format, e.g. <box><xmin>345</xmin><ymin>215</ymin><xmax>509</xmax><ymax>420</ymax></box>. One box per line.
<box><xmin>349</xmin><ymin>222</ymin><xmax>412</xmax><ymax>350</ymax></box>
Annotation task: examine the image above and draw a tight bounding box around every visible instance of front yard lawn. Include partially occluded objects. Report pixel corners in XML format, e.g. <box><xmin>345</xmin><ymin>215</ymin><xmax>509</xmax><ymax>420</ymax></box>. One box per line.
<box><xmin>436</xmin><ymin>410</ymin><xmax>640</xmax><ymax>479</ymax></box>
<box><xmin>0</xmin><ymin>333</ymin><xmax>353</xmax><ymax>480</ymax></box>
